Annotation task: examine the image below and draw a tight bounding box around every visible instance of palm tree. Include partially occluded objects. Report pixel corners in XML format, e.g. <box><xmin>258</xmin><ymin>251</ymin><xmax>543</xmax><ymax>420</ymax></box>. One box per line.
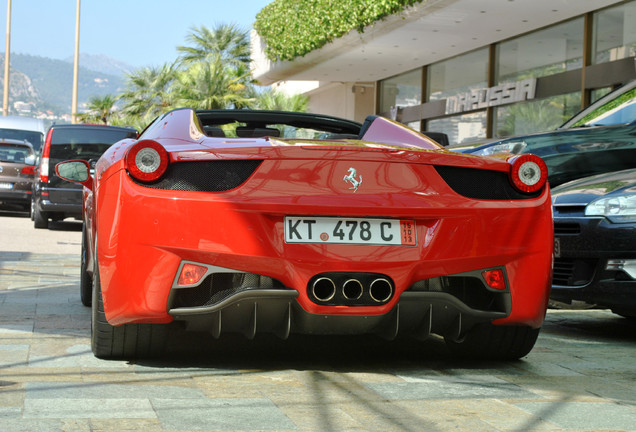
<box><xmin>177</xmin><ymin>24</ymin><xmax>251</xmax><ymax>66</ymax></box>
<box><xmin>173</xmin><ymin>55</ymin><xmax>253</xmax><ymax>110</ymax></box>
<box><xmin>118</xmin><ymin>63</ymin><xmax>177</xmax><ymax>123</ymax></box>
<box><xmin>253</xmin><ymin>88</ymin><xmax>309</xmax><ymax>112</ymax></box>
<box><xmin>77</xmin><ymin>94</ymin><xmax>117</xmax><ymax>124</ymax></box>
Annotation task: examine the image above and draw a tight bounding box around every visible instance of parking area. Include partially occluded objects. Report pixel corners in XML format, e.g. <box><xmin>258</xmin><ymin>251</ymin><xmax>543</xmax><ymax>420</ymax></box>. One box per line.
<box><xmin>1</xmin><ymin>232</ymin><xmax>635</xmax><ymax>431</ymax></box>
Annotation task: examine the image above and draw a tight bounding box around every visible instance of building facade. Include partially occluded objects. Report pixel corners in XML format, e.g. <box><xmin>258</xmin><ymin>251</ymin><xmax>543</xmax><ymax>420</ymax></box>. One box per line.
<box><xmin>252</xmin><ymin>0</ymin><xmax>636</xmax><ymax>146</ymax></box>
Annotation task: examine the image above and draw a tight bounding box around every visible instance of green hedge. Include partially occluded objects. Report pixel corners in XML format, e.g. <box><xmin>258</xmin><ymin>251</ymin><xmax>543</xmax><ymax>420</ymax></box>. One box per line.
<box><xmin>254</xmin><ymin>0</ymin><xmax>425</xmax><ymax>61</ymax></box>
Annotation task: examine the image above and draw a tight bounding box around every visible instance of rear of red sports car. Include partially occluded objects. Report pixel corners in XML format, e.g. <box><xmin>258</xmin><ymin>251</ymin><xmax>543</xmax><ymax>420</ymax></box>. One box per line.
<box><xmin>60</xmin><ymin>108</ymin><xmax>553</xmax><ymax>360</ymax></box>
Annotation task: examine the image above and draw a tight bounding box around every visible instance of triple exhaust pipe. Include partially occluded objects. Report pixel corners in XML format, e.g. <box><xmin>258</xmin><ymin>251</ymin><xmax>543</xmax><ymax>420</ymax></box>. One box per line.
<box><xmin>310</xmin><ymin>273</ymin><xmax>394</xmax><ymax>305</ymax></box>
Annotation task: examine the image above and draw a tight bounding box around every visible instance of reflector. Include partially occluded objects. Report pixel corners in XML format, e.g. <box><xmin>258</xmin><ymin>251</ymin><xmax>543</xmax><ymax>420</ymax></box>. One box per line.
<box><xmin>177</xmin><ymin>263</ymin><xmax>208</xmax><ymax>286</ymax></box>
<box><xmin>482</xmin><ymin>269</ymin><xmax>506</xmax><ymax>290</ymax></box>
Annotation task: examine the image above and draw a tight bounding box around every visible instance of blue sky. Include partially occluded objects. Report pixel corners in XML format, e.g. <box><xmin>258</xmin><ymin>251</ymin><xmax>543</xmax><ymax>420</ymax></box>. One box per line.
<box><xmin>0</xmin><ymin>0</ymin><xmax>272</xmax><ymax>69</ymax></box>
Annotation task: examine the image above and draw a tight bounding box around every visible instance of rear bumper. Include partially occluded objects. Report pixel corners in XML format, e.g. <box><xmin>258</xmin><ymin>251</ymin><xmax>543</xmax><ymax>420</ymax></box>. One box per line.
<box><xmin>96</xmin><ymin>167</ymin><xmax>553</xmax><ymax>332</ymax></box>
<box><xmin>38</xmin><ymin>198</ymin><xmax>82</xmax><ymax>217</ymax></box>
<box><xmin>0</xmin><ymin>189</ymin><xmax>31</xmax><ymax>205</ymax></box>
<box><xmin>169</xmin><ymin>289</ymin><xmax>509</xmax><ymax>340</ymax></box>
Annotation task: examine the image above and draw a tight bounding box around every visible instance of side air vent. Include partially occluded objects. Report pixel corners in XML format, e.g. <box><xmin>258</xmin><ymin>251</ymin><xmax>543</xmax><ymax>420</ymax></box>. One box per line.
<box><xmin>434</xmin><ymin>165</ymin><xmax>541</xmax><ymax>200</ymax></box>
<box><xmin>131</xmin><ymin>160</ymin><xmax>262</xmax><ymax>191</ymax></box>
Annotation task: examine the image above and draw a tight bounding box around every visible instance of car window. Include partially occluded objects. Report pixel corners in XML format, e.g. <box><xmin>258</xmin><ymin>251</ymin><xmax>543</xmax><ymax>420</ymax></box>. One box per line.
<box><xmin>0</xmin><ymin>128</ymin><xmax>44</xmax><ymax>151</ymax></box>
<box><xmin>50</xmin><ymin>128</ymin><xmax>136</xmax><ymax>160</ymax></box>
<box><xmin>565</xmin><ymin>86</ymin><xmax>636</xmax><ymax>128</ymax></box>
<box><xmin>0</xmin><ymin>143</ymin><xmax>34</xmax><ymax>163</ymax></box>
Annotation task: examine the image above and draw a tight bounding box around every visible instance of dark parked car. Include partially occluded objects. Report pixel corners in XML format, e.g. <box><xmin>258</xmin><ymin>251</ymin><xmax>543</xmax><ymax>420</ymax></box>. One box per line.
<box><xmin>551</xmin><ymin>169</ymin><xmax>636</xmax><ymax>318</ymax></box>
<box><xmin>32</xmin><ymin>124</ymin><xmax>137</xmax><ymax>228</ymax></box>
<box><xmin>465</xmin><ymin>79</ymin><xmax>636</xmax><ymax>188</ymax></box>
<box><xmin>0</xmin><ymin>139</ymin><xmax>36</xmax><ymax>211</ymax></box>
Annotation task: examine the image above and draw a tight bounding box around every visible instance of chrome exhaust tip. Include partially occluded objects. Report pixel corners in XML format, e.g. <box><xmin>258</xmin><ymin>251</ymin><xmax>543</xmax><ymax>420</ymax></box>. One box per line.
<box><xmin>369</xmin><ymin>278</ymin><xmax>393</xmax><ymax>303</ymax></box>
<box><xmin>342</xmin><ymin>279</ymin><xmax>363</xmax><ymax>300</ymax></box>
<box><xmin>312</xmin><ymin>277</ymin><xmax>337</xmax><ymax>302</ymax></box>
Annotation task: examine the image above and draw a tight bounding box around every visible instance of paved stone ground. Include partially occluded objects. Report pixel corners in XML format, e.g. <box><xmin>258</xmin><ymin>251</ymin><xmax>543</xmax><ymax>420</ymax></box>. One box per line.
<box><xmin>0</xmin><ymin>251</ymin><xmax>635</xmax><ymax>431</ymax></box>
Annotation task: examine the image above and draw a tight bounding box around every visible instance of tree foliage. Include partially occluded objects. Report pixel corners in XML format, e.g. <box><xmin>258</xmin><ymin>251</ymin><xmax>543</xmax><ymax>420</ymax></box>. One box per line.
<box><xmin>99</xmin><ymin>23</ymin><xmax>308</xmax><ymax>130</ymax></box>
<box><xmin>254</xmin><ymin>0</ymin><xmax>425</xmax><ymax>61</ymax></box>
<box><xmin>76</xmin><ymin>94</ymin><xmax>118</xmax><ymax>124</ymax></box>
<box><xmin>177</xmin><ymin>24</ymin><xmax>251</xmax><ymax>66</ymax></box>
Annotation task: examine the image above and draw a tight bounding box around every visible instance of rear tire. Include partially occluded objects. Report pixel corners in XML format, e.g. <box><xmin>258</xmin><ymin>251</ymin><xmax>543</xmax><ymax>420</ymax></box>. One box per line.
<box><xmin>33</xmin><ymin>202</ymin><xmax>48</xmax><ymax>229</ymax></box>
<box><xmin>91</xmin><ymin>254</ymin><xmax>166</xmax><ymax>359</ymax></box>
<box><xmin>444</xmin><ymin>323</ymin><xmax>540</xmax><ymax>360</ymax></box>
<box><xmin>80</xmin><ymin>226</ymin><xmax>92</xmax><ymax>307</ymax></box>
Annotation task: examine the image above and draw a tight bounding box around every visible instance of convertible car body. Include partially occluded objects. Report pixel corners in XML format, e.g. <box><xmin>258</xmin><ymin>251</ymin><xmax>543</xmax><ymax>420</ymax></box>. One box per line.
<box><xmin>56</xmin><ymin>109</ymin><xmax>553</xmax><ymax>360</ymax></box>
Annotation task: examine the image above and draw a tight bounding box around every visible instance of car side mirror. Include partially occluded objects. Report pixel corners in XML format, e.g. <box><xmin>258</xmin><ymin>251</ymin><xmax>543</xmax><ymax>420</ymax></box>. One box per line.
<box><xmin>55</xmin><ymin>160</ymin><xmax>93</xmax><ymax>189</ymax></box>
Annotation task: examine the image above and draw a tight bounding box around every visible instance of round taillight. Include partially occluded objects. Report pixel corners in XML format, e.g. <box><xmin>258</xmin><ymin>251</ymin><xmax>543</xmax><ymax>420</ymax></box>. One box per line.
<box><xmin>125</xmin><ymin>140</ymin><xmax>169</xmax><ymax>182</ymax></box>
<box><xmin>509</xmin><ymin>154</ymin><xmax>548</xmax><ymax>193</ymax></box>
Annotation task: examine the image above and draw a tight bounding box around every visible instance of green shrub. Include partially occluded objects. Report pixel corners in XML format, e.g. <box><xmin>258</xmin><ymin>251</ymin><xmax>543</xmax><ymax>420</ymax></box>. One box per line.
<box><xmin>254</xmin><ymin>0</ymin><xmax>424</xmax><ymax>61</ymax></box>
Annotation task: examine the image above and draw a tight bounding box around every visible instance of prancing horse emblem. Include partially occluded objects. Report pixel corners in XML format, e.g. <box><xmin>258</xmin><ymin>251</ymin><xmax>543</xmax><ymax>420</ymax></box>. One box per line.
<box><xmin>343</xmin><ymin>167</ymin><xmax>362</xmax><ymax>192</ymax></box>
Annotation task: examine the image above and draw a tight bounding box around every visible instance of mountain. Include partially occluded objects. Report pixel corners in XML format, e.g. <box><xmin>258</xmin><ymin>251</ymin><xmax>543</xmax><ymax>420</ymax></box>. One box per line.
<box><xmin>64</xmin><ymin>53</ymin><xmax>135</xmax><ymax>78</ymax></box>
<box><xmin>1</xmin><ymin>53</ymin><xmax>131</xmax><ymax>118</ymax></box>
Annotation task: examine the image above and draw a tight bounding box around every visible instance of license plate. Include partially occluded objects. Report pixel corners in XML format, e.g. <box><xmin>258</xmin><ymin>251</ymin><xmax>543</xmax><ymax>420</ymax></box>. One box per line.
<box><xmin>285</xmin><ymin>217</ymin><xmax>416</xmax><ymax>246</ymax></box>
<box><xmin>554</xmin><ymin>238</ymin><xmax>561</xmax><ymax>258</ymax></box>
<box><xmin>0</xmin><ymin>182</ymin><xmax>13</xmax><ymax>189</ymax></box>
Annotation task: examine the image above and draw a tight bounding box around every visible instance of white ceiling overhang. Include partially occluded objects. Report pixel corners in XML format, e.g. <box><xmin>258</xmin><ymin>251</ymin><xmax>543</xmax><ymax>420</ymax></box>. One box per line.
<box><xmin>252</xmin><ymin>0</ymin><xmax>624</xmax><ymax>85</ymax></box>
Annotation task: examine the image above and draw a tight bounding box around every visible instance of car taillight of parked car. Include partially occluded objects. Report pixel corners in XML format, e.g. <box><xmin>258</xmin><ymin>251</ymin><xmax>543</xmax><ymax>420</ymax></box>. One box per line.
<box><xmin>39</xmin><ymin>128</ymin><xmax>53</xmax><ymax>183</ymax></box>
<box><xmin>21</xmin><ymin>166</ymin><xmax>35</xmax><ymax>176</ymax></box>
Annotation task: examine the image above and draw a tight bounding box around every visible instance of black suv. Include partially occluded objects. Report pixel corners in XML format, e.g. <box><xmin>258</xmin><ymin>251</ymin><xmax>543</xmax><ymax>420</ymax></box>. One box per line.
<box><xmin>32</xmin><ymin>124</ymin><xmax>137</xmax><ymax>228</ymax></box>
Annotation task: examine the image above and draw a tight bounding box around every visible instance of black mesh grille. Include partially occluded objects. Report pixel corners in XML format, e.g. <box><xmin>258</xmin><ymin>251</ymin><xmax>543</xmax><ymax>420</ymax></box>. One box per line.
<box><xmin>171</xmin><ymin>273</ymin><xmax>287</xmax><ymax>309</ymax></box>
<box><xmin>409</xmin><ymin>274</ymin><xmax>509</xmax><ymax>313</ymax></box>
<box><xmin>553</xmin><ymin>258</ymin><xmax>596</xmax><ymax>286</ymax></box>
<box><xmin>434</xmin><ymin>165</ymin><xmax>541</xmax><ymax>200</ymax></box>
<box><xmin>131</xmin><ymin>160</ymin><xmax>262</xmax><ymax>191</ymax></box>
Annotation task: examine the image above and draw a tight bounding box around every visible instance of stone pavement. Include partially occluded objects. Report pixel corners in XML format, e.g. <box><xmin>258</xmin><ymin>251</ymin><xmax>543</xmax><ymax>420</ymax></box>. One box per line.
<box><xmin>0</xmin><ymin>251</ymin><xmax>635</xmax><ymax>431</ymax></box>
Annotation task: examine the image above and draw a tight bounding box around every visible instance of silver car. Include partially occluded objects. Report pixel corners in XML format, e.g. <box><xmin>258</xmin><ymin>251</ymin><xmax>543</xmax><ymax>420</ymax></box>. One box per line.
<box><xmin>0</xmin><ymin>139</ymin><xmax>36</xmax><ymax>211</ymax></box>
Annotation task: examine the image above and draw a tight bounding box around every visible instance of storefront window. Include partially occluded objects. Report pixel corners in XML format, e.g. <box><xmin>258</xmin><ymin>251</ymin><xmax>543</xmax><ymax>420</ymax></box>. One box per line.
<box><xmin>496</xmin><ymin>18</ymin><xmax>583</xmax><ymax>83</ymax></box>
<box><xmin>378</xmin><ymin>68</ymin><xmax>422</xmax><ymax>114</ymax></box>
<box><xmin>593</xmin><ymin>1</ymin><xmax>636</xmax><ymax>64</ymax></box>
<box><xmin>427</xmin><ymin>48</ymin><xmax>488</xmax><ymax>101</ymax></box>
<box><xmin>427</xmin><ymin>111</ymin><xmax>487</xmax><ymax>146</ymax></box>
<box><xmin>494</xmin><ymin>92</ymin><xmax>581</xmax><ymax>137</ymax></box>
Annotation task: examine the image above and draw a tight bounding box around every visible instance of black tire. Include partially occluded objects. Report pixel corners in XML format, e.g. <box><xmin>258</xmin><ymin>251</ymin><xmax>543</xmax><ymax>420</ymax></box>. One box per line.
<box><xmin>444</xmin><ymin>323</ymin><xmax>540</xmax><ymax>360</ymax></box>
<box><xmin>33</xmin><ymin>202</ymin><xmax>48</xmax><ymax>229</ymax></box>
<box><xmin>80</xmin><ymin>226</ymin><xmax>92</xmax><ymax>307</ymax></box>
<box><xmin>91</xmin><ymin>253</ymin><xmax>166</xmax><ymax>359</ymax></box>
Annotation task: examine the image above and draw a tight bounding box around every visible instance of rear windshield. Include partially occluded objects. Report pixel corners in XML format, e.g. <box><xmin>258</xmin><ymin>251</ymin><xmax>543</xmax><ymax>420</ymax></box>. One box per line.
<box><xmin>0</xmin><ymin>143</ymin><xmax>34</xmax><ymax>164</ymax></box>
<box><xmin>50</xmin><ymin>128</ymin><xmax>135</xmax><ymax>161</ymax></box>
<box><xmin>564</xmin><ymin>85</ymin><xmax>636</xmax><ymax>128</ymax></box>
<box><xmin>0</xmin><ymin>128</ymin><xmax>43</xmax><ymax>151</ymax></box>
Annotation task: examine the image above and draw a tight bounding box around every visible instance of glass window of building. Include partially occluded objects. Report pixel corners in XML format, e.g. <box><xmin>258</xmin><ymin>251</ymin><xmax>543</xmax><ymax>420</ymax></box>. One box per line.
<box><xmin>378</xmin><ymin>68</ymin><xmax>422</xmax><ymax>114</ymax></box>
<box><xmin>426</xmin><ymin>48</ymin><xmax>488</xmax><ymax>144</ymax></box>
<box><xmin>427</xmin><ymin>48</ymin><xmax>488</xmax><ymax>101</ymax></box>
<box><xmin>593</xmin><ymin>1</ymin><xmax>636</xmax><ymax>64</ymax></box>
<box><xmin>428</xmin><ymin>111</ymin><xmax>487</xmax><ymax>147</ymax></box>
<box><xmin>496</xmin><ymin>17</ymin><xmax>583</xmax><ymax>82</ymax></box>
<box><xmin>495</xmin><ymin>93</ymin><xmax>581</xmax><ymax>137</ymax></box>
<box><xmin>494</xmin><ymin>18</ymin><xmax>584</xmax><ymax>136</ymax></box>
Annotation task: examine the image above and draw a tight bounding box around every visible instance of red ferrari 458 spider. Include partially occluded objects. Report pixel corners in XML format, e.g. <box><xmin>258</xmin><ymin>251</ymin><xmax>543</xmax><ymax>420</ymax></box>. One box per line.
<box><xmin>56</xmin><ymin>109</ymin><xmax>553</xmax><ymax>360</ymax></box>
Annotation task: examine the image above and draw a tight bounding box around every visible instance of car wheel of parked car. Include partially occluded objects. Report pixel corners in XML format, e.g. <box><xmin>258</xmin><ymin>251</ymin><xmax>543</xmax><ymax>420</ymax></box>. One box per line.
<box><xmin>91</xmin><ymin>253</ymin><xmax>166</xmax><ymax>359</ymax></box>
<box><xmin>80</xmin><ymin>226</ymin><xmax>92</xmax><ymax>307</ymax></box>
<box><xmin>444</xmin><ymin>323</ymin><xmax>540</xmax><ymax>360</ymax></box>
<box><xmin>32</xmin><ymin>202</ymin><xmax>48</xmax><ymax>229</ymax></box>
<box><xmin>30</xmin><ymin>198</ymin><xmax>35</xmax><ymax>221</ymax></box>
